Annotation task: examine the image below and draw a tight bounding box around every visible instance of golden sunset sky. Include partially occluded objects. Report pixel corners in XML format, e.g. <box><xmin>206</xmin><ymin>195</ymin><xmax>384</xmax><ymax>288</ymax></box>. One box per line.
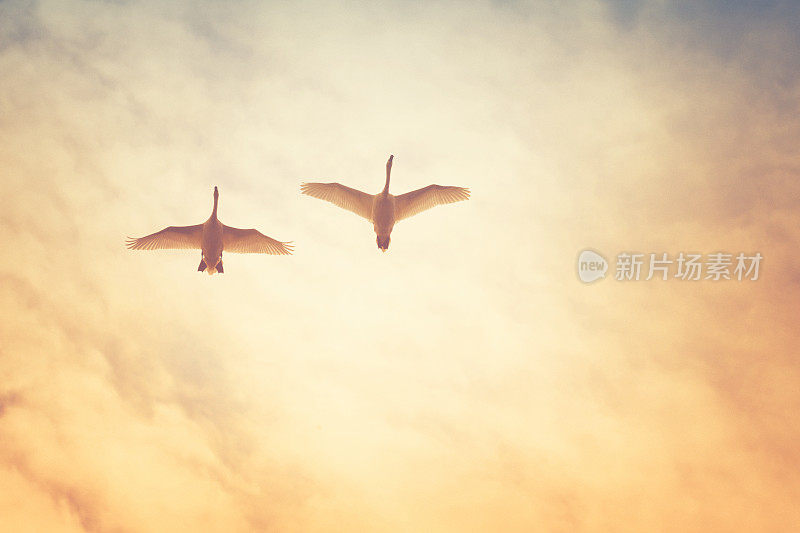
<box><xmin>1</xmin><ymin>1</ymin><xmax>799</xmax><ymax>531</ymax></box>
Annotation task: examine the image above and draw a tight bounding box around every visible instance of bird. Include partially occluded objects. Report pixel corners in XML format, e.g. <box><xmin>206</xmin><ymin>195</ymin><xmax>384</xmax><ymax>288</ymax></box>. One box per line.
<box><xmin>301</xmin><ymin>155</ymin><xmax>469</xmax><ymax>251</ymax></box>
<box><xmin>126</xmin><ymin>186</ymin><xmax>293</xmax><ymax>274</ymax></box>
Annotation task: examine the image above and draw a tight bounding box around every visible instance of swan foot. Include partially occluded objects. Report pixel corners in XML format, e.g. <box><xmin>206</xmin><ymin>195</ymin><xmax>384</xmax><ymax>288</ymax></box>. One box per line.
<box><xmin>216</xmin><ymin>261</ymin><xmax>224</xmax><ymax>274</ymax></box>
<box><xmin>198</xmin><ymin>259</ymin><xmax>207</xmax><ymax>272</ymax></box>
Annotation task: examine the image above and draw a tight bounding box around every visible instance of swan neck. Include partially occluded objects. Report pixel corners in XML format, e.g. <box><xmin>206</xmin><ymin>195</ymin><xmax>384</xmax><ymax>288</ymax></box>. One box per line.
<box><xmin>212</xmin><ymin>189</ymin><xmax>219</xmax><ymax>219</ymax></box>
<box><xmin>383</xmin><ymin>162</ymin><xmax>392</xmax><ymax>193</ymax></box>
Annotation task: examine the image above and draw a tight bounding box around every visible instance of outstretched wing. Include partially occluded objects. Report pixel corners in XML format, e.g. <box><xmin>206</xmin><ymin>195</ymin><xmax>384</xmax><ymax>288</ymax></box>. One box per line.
<box><xmin>301</xmin><ymin>182</ymin><xmax>374</xmax><ymax>220</ymax></box>
<box><xmin>394</xmin><ymin>185</ymin><xmax>470</xmax><ymax>221</ymax></box>
<box><xmin>126</xmin><ymin>224</ymin><xmax>203</xmax><ymax>250</ymax></box>
<box><xmin>222</xmin><ymin>225</ymin><xmax>293</xmax><ymax>255</ymax></box>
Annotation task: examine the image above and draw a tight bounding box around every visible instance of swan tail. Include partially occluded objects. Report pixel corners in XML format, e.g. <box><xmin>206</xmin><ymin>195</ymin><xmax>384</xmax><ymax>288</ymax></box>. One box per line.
<box><xmin>376</xmin><ymin>235</ymin><xmax>391</xmax><ymax>251</ymax></box>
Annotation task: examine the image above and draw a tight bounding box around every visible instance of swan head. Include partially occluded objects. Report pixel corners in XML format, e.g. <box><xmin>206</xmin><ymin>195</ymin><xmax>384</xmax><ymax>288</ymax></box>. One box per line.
<box><xmin>377</xmin><ymin>235</ymin><xmax>390</xmax><ymax>251</ymax></box>
<box><xmin>213</xmin><ymin>186</ymin><xmax>219</xmax><ymax>199</ymax></box>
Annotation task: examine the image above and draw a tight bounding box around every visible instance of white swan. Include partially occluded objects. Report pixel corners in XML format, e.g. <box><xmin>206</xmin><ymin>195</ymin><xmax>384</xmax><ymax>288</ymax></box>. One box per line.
<box><xmin>301</xmin><ymin>155</ymin><xmax>469</xmax><ymax>251</ymax></box>
<box><xmin>126</xmin><ymin>186</ymin><xmax>293</xmax><ymax>274</ymax></box>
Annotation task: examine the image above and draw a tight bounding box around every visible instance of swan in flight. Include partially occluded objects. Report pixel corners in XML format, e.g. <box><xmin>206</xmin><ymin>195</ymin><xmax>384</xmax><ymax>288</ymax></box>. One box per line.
<box><xmin>126</xmin><ymin>186</ymin><xmax>293</xmax><ymax>274</ymax></box>
<box><xmin>301</xmin><ymin>155</ymin><xmax>469</xmax><ymax>251</ymax></box>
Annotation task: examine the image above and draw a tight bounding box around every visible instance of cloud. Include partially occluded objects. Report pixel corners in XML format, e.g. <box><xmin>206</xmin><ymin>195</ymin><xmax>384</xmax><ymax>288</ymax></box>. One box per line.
<box><xmin>1</xmin><ymin>0</ymin><xmax>799</xmax><ymax>531</ymax></box>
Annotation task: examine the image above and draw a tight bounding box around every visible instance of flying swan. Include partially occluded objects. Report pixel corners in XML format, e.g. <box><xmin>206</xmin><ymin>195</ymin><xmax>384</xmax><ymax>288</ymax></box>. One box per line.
<box><xmin>301</xmin><ymin>155</ymin><xmax>469</xmax><ymax>251</ymax></box>
<box><xmin>126</xmin><ymin>186</ymin><xmax>293</xmax><ymax>274</ymax></box>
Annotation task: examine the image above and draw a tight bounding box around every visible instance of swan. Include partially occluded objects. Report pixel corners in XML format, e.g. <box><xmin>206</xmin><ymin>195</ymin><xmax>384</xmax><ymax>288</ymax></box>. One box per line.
<box><xmin>301</xmin><ymin>155</ymin><xmax>469</xmax><ymax>251</ymax></box>
<box><xmin>126</xmin><ymin>186</ymin><xmax>293</xmax><ymax>274</ymax></box>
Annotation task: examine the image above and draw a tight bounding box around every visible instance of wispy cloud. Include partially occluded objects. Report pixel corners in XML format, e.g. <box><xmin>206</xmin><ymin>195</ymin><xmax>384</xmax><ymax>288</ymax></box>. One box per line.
<box><xmin>1</xmin><ymin>0</ymin><xmax>799</xmax><ymax>531</ymax></box>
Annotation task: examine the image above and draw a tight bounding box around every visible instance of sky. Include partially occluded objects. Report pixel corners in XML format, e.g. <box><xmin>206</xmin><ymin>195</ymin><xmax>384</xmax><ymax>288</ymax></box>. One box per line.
<box><xmin>1</xmin><ymin>0</ymin><xmax>799</xmax><ymax>531</ymax></box>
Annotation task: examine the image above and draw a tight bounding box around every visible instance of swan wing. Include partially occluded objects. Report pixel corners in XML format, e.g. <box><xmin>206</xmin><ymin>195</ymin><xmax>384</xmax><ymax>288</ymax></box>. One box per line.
<box><xmin>222</xmin><ymin>225</ymin><xmax>293</xmax><ymax>255</ymax></box>
<box><xmin>394</xmin><ymin>185</ymin><xmax>470</xmax><ymax>221</ymax></box>
<box><xmin>301</xmin><ymin>182</ymin><xmax>374</xmax><ymax>220</ymax></box>
<box><xmin>126</xmin><ymin>224</ymin><xmax>203</xmax><ymax>250</ymax></box>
